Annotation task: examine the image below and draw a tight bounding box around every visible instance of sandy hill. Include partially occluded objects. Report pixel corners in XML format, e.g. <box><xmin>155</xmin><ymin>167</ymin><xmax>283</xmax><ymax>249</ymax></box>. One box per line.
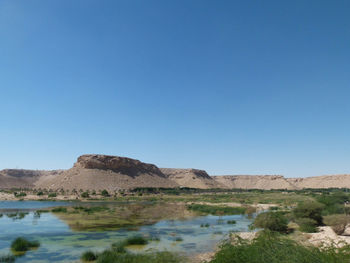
<box><xmin>160</xmin><ymin>168</ymin><xmax>225</xmax><ymax>189</ymax></box>
<box><xmin>0</xmin><ymin>169</ymin><xmax>62</xmax><ymax>189</ymax></box>
<box><xmin>35</xmin><ymin>154</ymin><xmax>178</xmax><ymax>191</ymax></box>
<box><xmin>1</xmin><ymin>154</ymin><xmax>350</xmax><ymax>191</ymax></box>
<box><xmin>212</xmin><ymin>175</ymin><xmax>297</xmax><ymax>190</ymax></box>
<box><xmin>287</xmin><ymin>174</ymin><xmax>350</xmax><ymax>189</ymax></box>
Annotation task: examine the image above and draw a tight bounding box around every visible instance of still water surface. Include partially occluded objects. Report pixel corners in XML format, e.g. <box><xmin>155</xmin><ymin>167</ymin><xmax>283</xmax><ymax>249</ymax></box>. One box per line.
<box><xmin>0</xmin><ymin>201</ymin><xmax>253</xmax><ymax>262</ymax></box>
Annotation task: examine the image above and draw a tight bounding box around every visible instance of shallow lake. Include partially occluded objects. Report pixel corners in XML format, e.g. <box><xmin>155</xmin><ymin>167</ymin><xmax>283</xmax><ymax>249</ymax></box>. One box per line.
<box><xmin>0</xmin><ymin>201</ymin><xmax>253</xmax><ymax>262</ymax></box>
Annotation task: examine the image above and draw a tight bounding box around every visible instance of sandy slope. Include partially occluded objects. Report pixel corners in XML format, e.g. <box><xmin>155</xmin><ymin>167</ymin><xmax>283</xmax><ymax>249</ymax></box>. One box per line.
<box><xmin>1</xmin><ymin>154</ymin><xmax>350</xmax><ymax>190</ymax></box>
<box><xmin>161</xmin><ymin>168</ymin><xmax>226</xmax><ymax>189</ymax></box>
<box><xmin>212</xmin><ymin>175</ymin><xmax>296</xmax><ymax>190</ymax></box>
<box><xmin>35</xmin><ymin>167</ymin><xmax>178</xmax><ymax>191</ymax></box>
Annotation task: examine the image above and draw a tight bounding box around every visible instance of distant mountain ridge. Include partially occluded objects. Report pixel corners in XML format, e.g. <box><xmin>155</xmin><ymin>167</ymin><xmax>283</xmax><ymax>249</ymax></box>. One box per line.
<box><xmin>0</xmin><ymin>154</ymin><xmax>349</xmax><ymax>190</ymax></box>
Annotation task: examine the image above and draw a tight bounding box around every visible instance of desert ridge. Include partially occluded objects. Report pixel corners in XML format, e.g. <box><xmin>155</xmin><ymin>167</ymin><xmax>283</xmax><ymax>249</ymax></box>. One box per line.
<box><xmin>0</xmin><ymin>154</ymin><xmax>349</xmax><ymax>191</ymax></box>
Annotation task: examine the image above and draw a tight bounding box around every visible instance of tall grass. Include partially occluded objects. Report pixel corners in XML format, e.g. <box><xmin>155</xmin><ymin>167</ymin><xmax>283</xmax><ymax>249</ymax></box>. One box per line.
<box><xmin>124</xmin><ymin>235</ymin><xmax>148</xmax><ymax>245</ymax></box>
<box><xmin>96</xmin><ymin>251</ymin><xmax>182</xmax><ymax>263</ymax></box>
<box><xmin>10</xmin><ymin>237</ymin><xmax>40</xmax><ymax>253</ymax></box>
<box><xmin>82</xmin><ymin>238</ymin><xmax>183</xmax><ymax>263</ymax></box>
<box><xmin>187</xmin><ymin>204</ymin><xmax>246</xmax><ymax>215</ymax></box>
<box><xmin>210</xmin><ymin>231</ymin><xmax>350</xmax><ymax>263</ymax></box>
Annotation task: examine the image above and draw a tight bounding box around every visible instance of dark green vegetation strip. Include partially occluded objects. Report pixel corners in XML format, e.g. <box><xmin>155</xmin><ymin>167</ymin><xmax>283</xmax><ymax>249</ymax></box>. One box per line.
<box><xmin>81</xmin><ymin>236</ymin><xmax>184</xmax><ymax>263</ymax></box>
<box><xmin>186</xmin><ymin>204</ymin><xmax>246</xmax><ymax>215</ymax></box>
<box><xmin>210</xmin><ymin>232</ymin><xmax>350</xmax><ymax>263</ymax></box>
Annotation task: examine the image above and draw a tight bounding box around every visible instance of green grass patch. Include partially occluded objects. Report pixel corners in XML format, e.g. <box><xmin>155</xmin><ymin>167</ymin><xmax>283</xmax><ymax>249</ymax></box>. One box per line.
<box><xmin>187</xmin><ymin>204</ymin><xmax>246</xmax><ymax>215</ymax></box>
<box><xmin>295</xmin><ymin>218</ymin><xmax>318</xmax><ymax>233</ymax></box>
<box><xmin>51</xmin><ymin>207</ymin><xmax>67</xmax><ymax>213</ymax></box>
<box><xmin>81</xmin><ymin>250</ymin><xmax>98</xmax><ymax>262</ymax></box>
<box><xmin>48</xmin><ymin>193</ymin><xmax>57</xmax><ymax>198</ymax></box>
<box><xmin>125</xmin><ymin>235</ymin><xmax>148</xmax><ymax>245</ymax></box>
<box><xmin>82</xmin><ymin>238</ymin><xmax>184</xmax><ymax>263</ymax></box>
<box><xmin>251</xmin><ymin>212</ymin><xmax>288</xmax><ymax>233</ymax></box>
<box><xmin>10</xmin><ymin>237</ymin><xmax>40</xmax><ymax>254</ymax></box>
<box><xmin>210</xmin><ymin>231</ymin><xmax>350</xmax><ymax>263</ymax></box>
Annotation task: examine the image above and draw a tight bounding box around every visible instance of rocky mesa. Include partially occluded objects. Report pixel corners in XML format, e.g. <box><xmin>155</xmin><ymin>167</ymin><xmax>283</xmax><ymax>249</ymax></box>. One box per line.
<box><xmin>1</xmin><ymin>154</ymin><xmax>350</xmax><ymax>191</ymax></box>
<box><xmin>35</xmin><ymin>154</ymin><xmax>177</xmax><ymax>191</ymax></box>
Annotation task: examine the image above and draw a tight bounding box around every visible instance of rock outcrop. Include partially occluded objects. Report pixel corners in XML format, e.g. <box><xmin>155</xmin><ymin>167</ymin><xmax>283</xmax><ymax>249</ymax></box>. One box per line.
<box><xmin>1</xmin><ymin>154</ymin><xmax>350</xmax><ymax>191</ymax></box>
<box><xmin>160</xmin><ymin>168</ymin><xmax>225</xmax><ymax>189</ymax></box>
<box><xmin>74</xmin><ymin>154</ymin><xmax>166</xmax><ymax>178</ymax></box>
<box><xmin>34</xmin><ymin>155</ymin><xmax>177</xmax><ymax>191</ymax></box>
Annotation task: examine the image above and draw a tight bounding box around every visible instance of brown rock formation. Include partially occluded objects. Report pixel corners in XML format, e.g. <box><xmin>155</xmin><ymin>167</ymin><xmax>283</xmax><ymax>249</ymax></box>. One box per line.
<box><xmin>1</xmin><ymin>154</ymin><xmax>350</xmax><ymax>191</ymax></box>
<box><xmin>35</xmin><ymin>155</ymin><xmax>177</xmax><ymax>191</ymax></box>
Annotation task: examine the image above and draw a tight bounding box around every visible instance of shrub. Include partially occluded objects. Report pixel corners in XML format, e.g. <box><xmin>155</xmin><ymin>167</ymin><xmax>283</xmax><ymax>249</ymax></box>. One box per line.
<box><xmin>81</xmin><ymin>250</ymin><xmax>97</xmax><ymax>262</ymax></box>
<box><xmin>48</xmin><ymin>193</ymin><xmax>57</xmax><ymax>198</ymax></box>
<box><xmin>10</xmin><ymin>237</ymin><xmax>40</xmax><ymax>252</ymax></box>
<box><xmin>293</xmin><ymin>201</ymin><xmax>324</xmax><ymax>225</ymax></box>
<box><xmin>101</xmin><ymin>190</ymin><xmax>109</xmax><ymax>197</ymax></box>
<box><xmin>37</xmin><ymin>191</ymin><xmax>44</xmax><ymax>196</ymax></box>
<box><xmin>14</xmin><ymin>192</ymin><xmax>26</xmax><ymax>198</ymax></box>
<box><xmin>111</xmin><ymin>242</ymin><xmax>127</xmax><ymax>253</ymax></box>
<box><xmin>81</xmin><ymin>192</ymin><xmax>89</xmax><ymax>198</ymax></box>
<box><xmin>187</xmin><ymin>204</ymin><xmax>246</xmax><ymax>215</ymax></box>
<box><xmin>295</xmin><ymin>218</ymin><xmax>318</xmax><ymax>233</ymax></box>
<box><xmin>125</xmin><ymin>235</ymin><xmax>148</xmax><ymax>245</ymax></box>
<box><xmin>175</xmin><ymin>237</ymin><xmax>183</xmax><ymax>242</ymax></box>
<box><xmin>324</xmin><ymin>214</ymin><xmax>350</xmax><ymax>235</ymax></box>
<box><xmin>81</xmin><ymin>206</ymin><xmax>109</xmax><ymax>214</ymax></box>
<box><xmin>317</xmin><ymin>192</ymin><xmax>350</xmax><ymax>215</ymax></box>
<box><xmin>51</xmin><ymin>207</ymin><xmax>67</xmax><ymax>213</ymax></box>
<box><xmin>252</xmin><ymin>212</ymin><xmax>288</xmax><ymax>233</ymax></box>
<box><xmin>227</xmin><ymin>220</ymin><xmax>237</xmax><ymax>224</ymax></box>
<box><xmin>209</xmin><ymin>231</ymin><xmax>350</xmax><ymax>263</ymax></box>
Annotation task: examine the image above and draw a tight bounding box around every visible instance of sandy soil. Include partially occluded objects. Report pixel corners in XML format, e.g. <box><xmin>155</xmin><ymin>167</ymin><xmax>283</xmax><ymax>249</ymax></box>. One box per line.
<box><xmin>189</xmin><ymin>201</ymin><xmax>277</xmax><ymax>211</ymax></box>
<box><xmin>305</xmin><ymin>226</ymin><xmax>350</xmax><ymax>247</ymax></box>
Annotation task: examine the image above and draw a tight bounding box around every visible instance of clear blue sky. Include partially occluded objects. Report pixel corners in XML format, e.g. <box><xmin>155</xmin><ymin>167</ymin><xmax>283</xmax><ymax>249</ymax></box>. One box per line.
<box><xmin>0</xmin><ymin>0</ymin><xmax>349</xmax><ymax>177</ymax></box>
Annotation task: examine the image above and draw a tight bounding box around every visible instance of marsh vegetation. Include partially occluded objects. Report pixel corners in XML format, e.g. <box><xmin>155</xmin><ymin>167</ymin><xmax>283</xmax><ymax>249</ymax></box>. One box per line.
<box><xmin>2</xmin><ymin>188</ymin><xmax>350</xmax><ymax>262</ymax></box>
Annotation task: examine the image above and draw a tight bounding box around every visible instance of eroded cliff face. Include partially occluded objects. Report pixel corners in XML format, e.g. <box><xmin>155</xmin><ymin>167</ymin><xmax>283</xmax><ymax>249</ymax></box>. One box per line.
<box><xmin>1</xmin><ymin>154</ymin><xmax>350</xmax><ymax>191</ymax></box>
<box><xmin>34</xmin><ymin>154</ymin><xmax>178</xmax><ymax>191</ymax></box>
<box><xmin>74</xmin><ymin>154</ymin><xmax>165</xmax><ymax>178</ymax></box>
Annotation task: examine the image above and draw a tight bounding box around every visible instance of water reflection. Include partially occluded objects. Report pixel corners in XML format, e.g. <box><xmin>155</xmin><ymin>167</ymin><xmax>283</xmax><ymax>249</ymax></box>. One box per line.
<box><xmin>0</xmin><ymin>201</ymin><xmax>253</xmax><ymax>263</ymax></box>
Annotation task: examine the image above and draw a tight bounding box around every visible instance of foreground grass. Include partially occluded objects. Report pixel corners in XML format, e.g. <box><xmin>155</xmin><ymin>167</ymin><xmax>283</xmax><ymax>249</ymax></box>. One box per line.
<box><xmin>210</xmin><ymin>231</ymin><xmax>350</xmax><ymax>263</ymax></box>
<box><xmin>81</xmin><ymin>237</ymin><xmax>184</xmax><ymax>263</ymax></box>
